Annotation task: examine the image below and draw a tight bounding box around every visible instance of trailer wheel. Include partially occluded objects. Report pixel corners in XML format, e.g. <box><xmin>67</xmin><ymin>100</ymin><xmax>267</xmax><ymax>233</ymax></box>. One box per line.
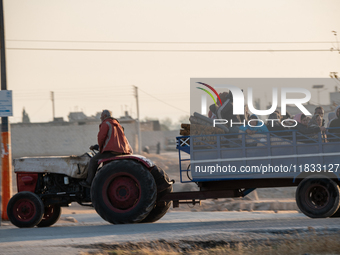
<box><xmin>296</xmin><ymin>177</ymin><xmax>340</xmax><ymax>218</ymax></box>
<box><xmin>91</xmin><ymin>159</ymin><xmax>157</xmax><ymax>224</ymax></box>
<box><xmin>37</xmin><ymin>204</ymin><xmax>61</xmax><ymax>227</ymax></box>
<box><xmin>141</xmin><ymin>165</ymin><xmax>173</xmax><ymax>223</ymax></box>
<box><xmin>331</xmin><ymin>184</ymin><xmax>340</xmax><ymax>218</ymax></box>
<box><xmin>7</xmin><ymin>191</ymin><xmax>44</xmax><ymax>228</ymax></box>
<box><xmin>330</xmin><ymin>208</ymin><xmax>340</xmax><ymax>217</ymax></box>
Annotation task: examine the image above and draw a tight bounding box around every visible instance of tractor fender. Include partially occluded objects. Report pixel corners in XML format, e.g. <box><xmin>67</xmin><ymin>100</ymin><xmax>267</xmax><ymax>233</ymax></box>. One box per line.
<box><xmin>99</xmin><ymin>154</ymin><xmax>154</xmax><ymax>170</ymax></box>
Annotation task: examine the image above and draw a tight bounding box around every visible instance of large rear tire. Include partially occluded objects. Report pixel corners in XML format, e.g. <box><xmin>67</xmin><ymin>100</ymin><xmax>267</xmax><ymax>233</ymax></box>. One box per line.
<box><xmin>296</xmin><ymin>177</ymin><xmax>340</xmax><ymax>218</ymax></box>
<box><xmin>37</xmin><ymin>204</ymin><xmax>61</xmax><ymax>227</ymax></box>
<box><xmin>141</xmin><ymin>165</ymin><xmax>172</xmax><ymax>223</ymax></box>
<box><xmin>141</xmin><ymin>188</ymin><xmax>172</xmax><ymax>223</ymax></box>
<box><xmin>91</xmin><ymin>159</ymin><xmax>157</xmax><ymax>224</ymax></box>
<box><xmin>7</xmin><ymin>191</ymin><xmax>44</xmax><ymax>228</ymax></box>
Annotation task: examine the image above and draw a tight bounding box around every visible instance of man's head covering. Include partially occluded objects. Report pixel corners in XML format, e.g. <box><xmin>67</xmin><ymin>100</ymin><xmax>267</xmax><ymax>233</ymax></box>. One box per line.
<box><xmin>335</xmin><ymin>105</ymin><xmax>340</xmax><ymax>118</ymax></box>
<box><xmin>327</xmin><ymin>112</ymin><xmax>336</xmax><ymax>128</ymax></box>
<box><xmin>328</xmin><ymin>112</ymin><xmax>336</xmax><ymax>121</ymax></box>
<box><xmin>102</xmin><ymin>109</ymin><xmax>112</xmax><ymax>118</ymax></box>
<box><xmin>249</xmin><ymin>114</ymin><xmax>258</xmax><ymax>119</ymax></box>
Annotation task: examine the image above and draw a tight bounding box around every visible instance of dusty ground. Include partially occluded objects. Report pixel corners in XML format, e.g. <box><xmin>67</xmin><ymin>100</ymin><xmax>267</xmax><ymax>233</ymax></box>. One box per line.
<box><xmin>2</xmin><ymin>210</ymin><xmax>340</xmax><ymax>255</ymax></box>
<box><xmin>77</xmin><ymin>230</ymin><xmax>340</xmax><ymax>255</ymax></box>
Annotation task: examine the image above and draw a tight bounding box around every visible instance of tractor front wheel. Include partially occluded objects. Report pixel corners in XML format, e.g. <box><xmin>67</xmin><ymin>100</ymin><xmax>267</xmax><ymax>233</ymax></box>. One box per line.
<box><xmin>7</xmin><ymin>191</ymin><xmax>44</xmax><ymax>228</ymax></box>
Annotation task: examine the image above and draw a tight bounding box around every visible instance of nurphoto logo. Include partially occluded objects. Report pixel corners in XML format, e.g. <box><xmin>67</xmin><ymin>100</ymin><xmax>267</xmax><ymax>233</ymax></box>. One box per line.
<box><xmin>197</xmin><ymin>82</ymin><xmax>312</xmax><ymax>116</ymax></box>
<box><xmin>196</xmin><ymin>81</ymin><xmax>313</xmax><ymax>128</ymax></box>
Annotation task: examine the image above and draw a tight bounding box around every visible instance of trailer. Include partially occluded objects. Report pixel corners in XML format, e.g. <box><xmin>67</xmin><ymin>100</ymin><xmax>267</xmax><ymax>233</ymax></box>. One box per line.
<box><xmin>161</xmin><ymin>128</ymin><xmax>340</xmax><ymax>218</ymax></box>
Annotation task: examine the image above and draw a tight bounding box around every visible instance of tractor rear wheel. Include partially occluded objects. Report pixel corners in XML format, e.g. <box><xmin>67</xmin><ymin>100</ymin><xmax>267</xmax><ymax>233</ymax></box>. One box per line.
<box><xmin>91</xmin><ymin>159</ymin><xmax>157</xmax><ymax>224</ymax></box>
<box><xmin>141</xmin><ymin>165</ymin><xmax>172</xmax><ymax>223</ymax></box>
<box><xmin>7</xmin><ymin>191</ymin><xmax>44</xmax><ymax>228</ymax></box>
<box><xmin>141</xmin><ymin>188</ymin><xmax>172</xmax><ymax>223</ymax></box>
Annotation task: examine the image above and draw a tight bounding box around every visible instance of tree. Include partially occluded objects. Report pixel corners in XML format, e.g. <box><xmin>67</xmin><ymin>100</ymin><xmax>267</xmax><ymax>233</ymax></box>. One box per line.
<box><xmin>172</xmin><ymin>115</ymin><xmax>190</xmax><ymax>130</ymax></box>
<box><xmin>178</xmin><ymin>115</ymin><xmax>190</xmax><ymax>124</ymax></box>
<box><xmin>160</xmin><ymin>117</ymin><xmax>172</xmax><ymax>131</ymax></box>
<box><xmin>22</xmin><ymin>108</ymin><xmax>30</xmax><ymax>123</ymax></box>
<box><xmin>143</xmin><ymin>116</ymin><xmax>158</xmax><ymax>122</ymax></box>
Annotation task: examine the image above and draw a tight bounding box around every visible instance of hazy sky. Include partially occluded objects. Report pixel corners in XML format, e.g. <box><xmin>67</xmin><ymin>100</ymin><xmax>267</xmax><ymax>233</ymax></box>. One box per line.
<box><xmin>3</xmin><ymin>0</ymin><xmax>340</xmax><ymax>123</ymax></box>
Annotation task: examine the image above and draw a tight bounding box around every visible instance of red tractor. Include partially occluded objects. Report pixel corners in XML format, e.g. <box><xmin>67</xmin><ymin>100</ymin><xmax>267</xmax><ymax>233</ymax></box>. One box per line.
<box><xmin>7</xmin><ymin>153</ymin><xmax>173</xmax><ymax>228</ymax></box>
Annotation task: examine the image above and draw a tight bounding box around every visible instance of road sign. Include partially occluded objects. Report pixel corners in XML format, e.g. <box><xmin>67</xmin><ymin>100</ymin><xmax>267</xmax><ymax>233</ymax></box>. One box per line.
<box><xmin>0</xmin><ymin>90</ymin><xmax>12</xmax><ymax>117</ymax></box>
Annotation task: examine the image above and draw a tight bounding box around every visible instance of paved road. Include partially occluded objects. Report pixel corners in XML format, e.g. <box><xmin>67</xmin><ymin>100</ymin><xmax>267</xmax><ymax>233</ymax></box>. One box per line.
<box><xmin>1</xmin><ymin>211</ymin><xmax>340</xmax><ymax>255</ymax></box>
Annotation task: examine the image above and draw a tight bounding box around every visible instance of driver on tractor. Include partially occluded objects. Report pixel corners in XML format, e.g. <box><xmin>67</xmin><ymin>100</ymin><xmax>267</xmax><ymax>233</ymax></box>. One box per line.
<box><xmin>80</xmin><ymin>109</ymin><xmax>132</xmax><ymax>188</ymax></box>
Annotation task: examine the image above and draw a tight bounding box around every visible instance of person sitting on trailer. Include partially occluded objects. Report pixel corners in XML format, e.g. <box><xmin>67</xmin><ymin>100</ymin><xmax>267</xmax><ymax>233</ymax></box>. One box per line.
<box><xmin>281</xmin><ymin>111</ymin><xmax>292</xmax><ymax>120</ymax></box>
<box><xmin>294</xmin><ymin>113</ymin><xmax>326</xmax><ymax>143</ymax></box>
<box><xmin>281</xmin><ymin>111</ymin><xmax>296</xmax><ymax>127</ymax></box>
<box><xmin>294</xmin><ymin>113</ymin><xmax>326</xmax><ymax>142</ymax></box>
<box><xmin>329</xmin><ymin>105</ymin><xmax>340</xmax><ymax>141</ymax></box>
<box><xmin>266</xmin><ymin>112</ymin><xmax>292</xmax><ymax>138</ymax></box>
<box><xmin>327</xmin><ymin>112</ymin><xmax>336</xmax><ymax>128</ymax></box>
<box><xmin>267</xmin><ymin>112</ymin><xmax>286</xmax><ymax>132</ymax></box>
<box><xmin>308</xmin><ymin>114</ymin><xmax>327</xmax><ymax>142</ymax></box>
<box><xmin>208</xmin><ymin>91</ymin><xmax>247</xmax><ymax>134</ymax></box>
<box><xmin>208</xmin><ymin>91</ymin><xmax>228</xmax><ymax>119</ymax></box>
<box><xmin>239</xmin><ymin>114</ymin><xmax>268</xmax><ymax>135</ymax></box>
<box><xmin>314</xmin><ymin>106</ymin><xmax>325</xmax><ymax>127</ymax></box>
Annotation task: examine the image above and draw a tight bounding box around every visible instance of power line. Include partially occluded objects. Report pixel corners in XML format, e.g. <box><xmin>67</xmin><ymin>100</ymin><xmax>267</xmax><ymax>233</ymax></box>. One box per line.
<box><xmin>138</xmin><ymin>87</ymin><xmax>189</xmax><ymax>114</ymax></box>
<box><xmin>30</xmin><ymin>100</ymin><xmax>50</xmax><ymax>118</ymax></box>
<box><xmin>13</xmin><ymin>86</ymin><xmax>133</xmax><ymax>94</ymax></box>
<box><xmin>6</xmin><ymin>47</ymin><xmax>334</xmax><ymax>52</ymax></box>
<box><xmin>6</xmin><ymin>39</ymin><xmax>336</xmax><ymax>44</ymax></box>
<box><xmin>15</xmin><ymin>95</ymin><xmax>135</xmax><ymax>101</ymax></box>
<box><xmin>13</xmin><ymin>85</ymin><xmax>129</xmax><ymax>90</ymax></box>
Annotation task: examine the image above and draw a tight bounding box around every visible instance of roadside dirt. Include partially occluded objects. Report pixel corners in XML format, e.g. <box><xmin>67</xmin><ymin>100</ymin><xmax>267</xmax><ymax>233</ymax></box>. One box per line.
<box><xmin>76</xmin><ymin>228</ymin><xmax>340</xmax><ymax>255</ymax></box>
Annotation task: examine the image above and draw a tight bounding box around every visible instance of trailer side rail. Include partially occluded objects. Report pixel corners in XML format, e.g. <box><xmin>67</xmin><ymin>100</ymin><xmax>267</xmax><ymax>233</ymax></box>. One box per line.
<box><xmin>177</xmin><ymin>128</ymin><xmax>340</xmax><ymax>183</ymax></box>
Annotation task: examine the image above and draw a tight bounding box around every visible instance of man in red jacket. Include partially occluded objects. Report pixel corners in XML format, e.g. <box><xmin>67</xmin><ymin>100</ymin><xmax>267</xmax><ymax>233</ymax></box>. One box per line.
<box><xmin>80</xmin><ymin>110</ymin><xmax>132</xmax><ymax>188</ymax></box>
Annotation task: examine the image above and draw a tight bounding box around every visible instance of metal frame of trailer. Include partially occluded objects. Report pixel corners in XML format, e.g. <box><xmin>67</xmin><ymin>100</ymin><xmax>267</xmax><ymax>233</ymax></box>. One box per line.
<box><xmin>161</xmin><ymin>128</ymin><xmax>340</xmax><ymax>207</ymax></box>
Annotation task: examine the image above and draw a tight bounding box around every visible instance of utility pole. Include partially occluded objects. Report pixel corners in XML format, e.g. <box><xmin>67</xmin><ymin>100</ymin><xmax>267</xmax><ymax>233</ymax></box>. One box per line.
<box><xmin>0</xmin><ymin>0</ymin><xmax>12</xmax><ymax>221</ymax></box>
<box><xmin>133</xmin><ymin>86</ymin><xmax>141</xmax><ymax>154</ymax></box>
<box><xmin>51</xmin><ymin>91</ymin><xmax>55</xmax><ymax>121</ymax></box>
